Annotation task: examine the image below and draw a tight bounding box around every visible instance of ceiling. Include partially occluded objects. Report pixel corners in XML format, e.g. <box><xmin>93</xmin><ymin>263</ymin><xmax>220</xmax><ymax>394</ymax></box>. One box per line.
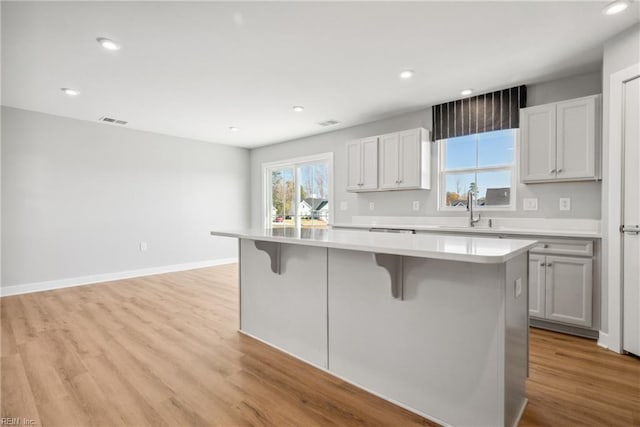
<box><xmin>2</xmin><ymin>1</ymin><xmax>638</xmax><ymax>148</ymax></box>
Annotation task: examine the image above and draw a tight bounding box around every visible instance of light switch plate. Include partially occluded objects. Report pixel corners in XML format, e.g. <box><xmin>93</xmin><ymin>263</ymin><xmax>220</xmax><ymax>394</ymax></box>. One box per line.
<box><xmin>559</xmin><ymin>198</ymin><xmax>571</xmax><ymax>211</ymax></box>
<box><xmin>340</xmin><ymin>201</ymin><xmax>348</xmax><ymax>211</ymax></box>
<box><xmin>369</xmin><ymin>202</ymin><xmax>375</xmax><ymax>211</ymax></box>
<box><xmin>523</xmin><ymin>198</ymin><xmax>538</xmax><ymax>211</ymax></box>
<box><xmin>412</xmin><ymin>201</ymin><xmax>420</xmax><ymax>211</ymax></box>
<box><xmin>515</xmin><ymin>278</ymin><xmax>522</xmax><ymax>298</ymax></box>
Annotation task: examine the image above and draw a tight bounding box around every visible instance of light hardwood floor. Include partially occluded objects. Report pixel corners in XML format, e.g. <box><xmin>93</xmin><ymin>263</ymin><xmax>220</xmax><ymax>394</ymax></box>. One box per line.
<box><xmin>1</xmin><ymin>264</ymin><xmax>638</xmax><ymax>426</ymax></box>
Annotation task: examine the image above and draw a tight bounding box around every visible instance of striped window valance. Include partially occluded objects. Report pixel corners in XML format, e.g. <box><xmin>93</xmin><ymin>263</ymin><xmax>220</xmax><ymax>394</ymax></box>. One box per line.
<box><xmin>432</xmin><ymin>85</ymin><xmax>527</xmax><ymax>140</ymax></box>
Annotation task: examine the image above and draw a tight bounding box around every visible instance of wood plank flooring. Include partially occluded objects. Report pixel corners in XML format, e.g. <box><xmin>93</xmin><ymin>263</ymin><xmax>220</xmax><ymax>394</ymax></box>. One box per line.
<box><xmin>1</xmin><ymin>264</ymin><xmax>639</xmax><ymax>426</ymax></box>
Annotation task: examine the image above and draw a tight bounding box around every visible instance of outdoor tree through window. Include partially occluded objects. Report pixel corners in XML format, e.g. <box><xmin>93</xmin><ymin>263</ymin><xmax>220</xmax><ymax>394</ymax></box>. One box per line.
<box><xmin>440</xmin><ymin>129</ymin><xmax>516</xmax><ymax>210</ymax></box>
<box><xmin>266</xmin><ymin>154</ymin><xmax>332</xmax><ymax>230</ymax></box>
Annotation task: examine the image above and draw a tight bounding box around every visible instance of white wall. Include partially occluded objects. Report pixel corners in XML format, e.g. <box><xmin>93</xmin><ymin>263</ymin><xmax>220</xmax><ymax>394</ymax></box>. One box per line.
<box><xmin>600</xmin><ymin>23</ymin><xmax>640</xmax><ymax>336</ymax></box>
<box><xmin>1</xmin><ymin>107</ymin><xmax>249</xmax><ymax>289</ymax></box>
<box><xmin>249</xmin><ymin>71</ymin><xmax>603</xmax><ymax>228</ymax></box>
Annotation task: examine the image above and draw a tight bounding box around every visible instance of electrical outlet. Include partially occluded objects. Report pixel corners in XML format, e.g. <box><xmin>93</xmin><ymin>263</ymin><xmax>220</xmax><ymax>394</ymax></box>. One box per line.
<box><xmin>369</xmin><ymin>202</ymin><xmax>375</xmax><ymax>211</ymax></box>
<box><xmin>140</xmin><ymin>241</ymin><xmax>148</xmax><ymax>252</ymax></box>
<box><xmin>559</xmin><ymin>198</ymin><xmax>571</xmax><ymax>211</ymax></box>
<box><xmin>340</xmin><ymin>201</ymin><xmax>348</xmax><ymax>211</ymax></box>
<box><xmin>412</xmin><ymin>201</ymin><xmax>420</xmax><ymax>211</ymax></box>
<box><xmin>523</xmin><ymin>198</ymin><xmax>538</xmax><ymax>211</ymax></box>
<box><xmin>515</xmin><ymin>278</ymin><xmax>522</xmax><ymax>298</ymax></box>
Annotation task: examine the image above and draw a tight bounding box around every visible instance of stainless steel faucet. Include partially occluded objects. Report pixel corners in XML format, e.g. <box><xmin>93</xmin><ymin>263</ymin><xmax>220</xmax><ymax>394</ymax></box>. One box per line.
<box><xmin>467</xmin><ymin>190</ymin><xmax>481</xmax><ymax>227</ymax></box>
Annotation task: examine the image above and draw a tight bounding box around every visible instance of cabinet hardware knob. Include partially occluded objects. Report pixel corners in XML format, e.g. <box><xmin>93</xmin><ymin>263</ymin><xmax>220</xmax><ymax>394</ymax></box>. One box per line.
<box><xmin>549</xmin><ymin>169</ymin><xmax>556</xmax><ymax>174</ymax></box>
<box><xmin>557</xmin><ymin>169</ymin><xmax>563</xmax><ymax>173</ymax></box>
<box><xmin>547</xmin><ymin>263</ymin><xmax>553</xmax><ymax>267</ymax></box>
<box><xmin>543</xmin><ymin>244</ymin><xmax>549</xmax><ymax>248</ymax></box>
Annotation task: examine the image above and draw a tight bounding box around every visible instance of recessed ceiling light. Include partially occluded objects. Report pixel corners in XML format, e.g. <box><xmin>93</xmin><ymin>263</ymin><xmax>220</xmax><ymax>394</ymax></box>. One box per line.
<box><xmin>97</xmin><ymin>37</ymin><xmax>121</xmax><ymax>51</ymax></box>
<box><xmin>60</xmin><ymin>87</ymin><xmax>80</xmax><ymax>97</ymax></box>
<box><xmin>292</xmin><ymin>106</ymin><xmax>305</xmax><ymax>112</ymax></box>
<box><xmin>603</xmin><ymin>0</ymin><xmax>629</xmax><ymax>14</ymax></box>
<box><xmin>229</xmin><ymin>126</ymin><xmax>239</xmax><ymax>132</ymax></box>
<box><xmin>399</xmin><ymin>70</ymin><xmax>414</xmax><ymax>79</ymax></box>
<box><xmin>461</xmin><ymin>89</ymin><xmax>473</xmax><ymax>96</ymax></box>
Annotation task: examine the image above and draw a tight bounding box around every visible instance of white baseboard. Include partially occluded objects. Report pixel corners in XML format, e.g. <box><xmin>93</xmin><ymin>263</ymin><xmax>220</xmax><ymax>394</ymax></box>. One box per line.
<box><xmin>0</xmin><ymin>257</ymin><xmax>238</xmax><ymax>297</ymax></box>
<box><xmin>597</xmin><ymin>331</ymin><xmax>609</xmax><ymax>350</ymax></box>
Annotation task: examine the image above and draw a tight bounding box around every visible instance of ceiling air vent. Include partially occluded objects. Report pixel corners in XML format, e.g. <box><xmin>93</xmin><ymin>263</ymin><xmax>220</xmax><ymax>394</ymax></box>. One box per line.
<box><xmin>99</xmin><ymin>116</ymin><xmax>128</xmax><ymax>125</ymax></box>
<box><xmin>317</xmin><ymin>119</ymin><xmax>340</xmax><ymax>127</ymax></box>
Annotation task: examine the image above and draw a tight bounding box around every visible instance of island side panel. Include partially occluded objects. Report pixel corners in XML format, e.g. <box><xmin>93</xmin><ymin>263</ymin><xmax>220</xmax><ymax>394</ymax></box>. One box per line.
<box><xmin>504</xmin><ymin>252</ymin><xmax>529</xmax><ymax>427</ymax></box>
<box><xmin>239</xmin><ymin>239</ymin><xmax>328</xmax><ymax>368</ymax></box>
<box><xmin>327</xmin><ymin>248</ymin><xmax>506</xmax><ymax>427</ymax></box>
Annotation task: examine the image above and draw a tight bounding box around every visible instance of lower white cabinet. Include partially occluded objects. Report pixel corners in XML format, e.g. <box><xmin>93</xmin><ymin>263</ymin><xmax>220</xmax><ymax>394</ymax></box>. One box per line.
<box><xmin>528</xmin><ymin>250</ymin><xmax>593</xmax><ymax>328</ymax></box>
<box><xmin>528</xmin><ymin>254</ymin><xmax>546</xmax><ymax>319</ymax></box>
<box><xmin>544</xmin><ymin>256</ymin><xmax>593</xmax><ymax>327</ymax></box>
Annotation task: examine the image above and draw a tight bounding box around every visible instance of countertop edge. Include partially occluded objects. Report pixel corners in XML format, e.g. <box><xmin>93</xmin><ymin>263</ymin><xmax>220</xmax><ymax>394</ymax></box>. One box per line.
<box><xmin>210</xmin><ymin>231</ymin><xmax>537</xmax><ymax>264</ymax></box>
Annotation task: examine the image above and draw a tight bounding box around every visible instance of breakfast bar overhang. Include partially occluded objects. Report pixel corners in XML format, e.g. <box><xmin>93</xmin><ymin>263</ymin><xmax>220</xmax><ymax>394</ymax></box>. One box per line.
<box><xmin>210</xmin><ymin>228</ymin><xmax>537</xmax><ymax>427</ymax></box>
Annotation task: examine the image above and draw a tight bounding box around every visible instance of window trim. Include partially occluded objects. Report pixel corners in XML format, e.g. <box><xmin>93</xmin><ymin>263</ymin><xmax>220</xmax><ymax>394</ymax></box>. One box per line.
<box><xmin>262</xmin><ymin>152</ymin><xmax>334</xmax><ymax>229</ymax></box>
<box><xmin>437</xmin><ymin>129</ymin><xmax>519</xmax><ymax>212</ymax></box>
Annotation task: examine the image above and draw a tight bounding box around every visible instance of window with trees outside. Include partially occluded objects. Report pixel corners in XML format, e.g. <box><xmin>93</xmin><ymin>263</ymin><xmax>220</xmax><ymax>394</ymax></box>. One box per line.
<box><xmin>264</xmin><ymin>153</ymin><xmax>333</xmax><ymax>230</ymax></box>
<box><xmin>439</xmin><ymin>129</ymin><xmax>516</xmax><ymax>210</ymax></box>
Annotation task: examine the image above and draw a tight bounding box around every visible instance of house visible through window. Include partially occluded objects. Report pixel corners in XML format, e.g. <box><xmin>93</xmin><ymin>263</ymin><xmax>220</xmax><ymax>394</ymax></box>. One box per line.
<box><xmin>265</xmin><ymin>153</ymin><xmax>333</xmax><ymax>229</ymax></box>
<box><xmin>439</xmin><ymin>129</ymin><xmax>516</xmax><ymax>210</ymax></box>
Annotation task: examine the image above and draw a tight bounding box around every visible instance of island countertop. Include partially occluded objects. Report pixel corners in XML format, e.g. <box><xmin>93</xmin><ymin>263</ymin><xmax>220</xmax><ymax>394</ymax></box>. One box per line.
<box><xmin>211</xmin><ymin>228</ymin><xmax>537</xmax><ymax>264</ymax></box>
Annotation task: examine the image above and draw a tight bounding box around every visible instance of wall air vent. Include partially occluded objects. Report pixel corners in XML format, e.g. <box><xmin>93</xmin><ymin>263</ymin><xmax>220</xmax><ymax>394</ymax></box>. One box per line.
<box><xmin>317</xmin><ymin>119</ymin><xmax>340</xmax><ymax>127</ymax></box>
<box><xmin>99</xmin><ymin>116</ymin><xmax>128</xmax><ymax>125</ymax></box>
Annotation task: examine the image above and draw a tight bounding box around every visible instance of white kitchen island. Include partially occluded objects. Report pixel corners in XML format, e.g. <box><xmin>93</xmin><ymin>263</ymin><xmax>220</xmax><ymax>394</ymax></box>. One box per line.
<box><xmin>210</xmin><ymin>228</ymin><xmax>537</xmax><ymax>427</ymax></box>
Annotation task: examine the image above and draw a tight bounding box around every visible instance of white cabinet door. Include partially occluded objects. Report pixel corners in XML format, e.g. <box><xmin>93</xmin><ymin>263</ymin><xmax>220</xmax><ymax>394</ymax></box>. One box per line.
<box><xmin>397</xmin><ymin>129</ymin><xmax>422</xmax><ymax>189</ymax></box>
<box><xmin>521</xmin><ymin>104</ymin><xmax>557</xmax><ymax>182</ymax></box>
<box><xmin>361</xmin><ymin>137</ymin><xmax>379</xmax><ymax>190</ymax></box>
<box><xmin>545</xmin><ymin>256</ymin><xmax>593</xmax><ymax>327</ymax></box>
<box><xmin>528</xmin><ymin>254</ymin><xmax>546</xmax><ymax>319</ymax></box>
<box><xmin>556</xmin><ymin>96</ymin><xmax>596</xmax><ymax>180</ymax></box>
<box><xmin>622</xmin><ymin>76</ymin><xmax>640</xmax><ymax>356</ymax></box>
<box><xmin>346</xmin><ymin>140</ymin><xmax>362</xmax><ymax>191</ymax></box>
<box><xmin>379</xmin><ymin>132</ymin><xmax>400</xmax><ymax>189</ymax></box>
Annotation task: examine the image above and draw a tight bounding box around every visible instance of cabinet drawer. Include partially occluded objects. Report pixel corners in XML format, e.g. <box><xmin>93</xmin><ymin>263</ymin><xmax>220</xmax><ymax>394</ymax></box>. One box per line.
<box><xmin>530</xmin><ymin>239</ymin><xmax>593</xmax><ymax>257</ymax></box>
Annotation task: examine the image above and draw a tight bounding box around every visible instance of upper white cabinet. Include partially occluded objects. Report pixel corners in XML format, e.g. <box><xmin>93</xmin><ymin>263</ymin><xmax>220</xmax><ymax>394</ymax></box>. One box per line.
<box><xmin>520</xmin><ymin>94</ymin><xmax>601</xmax><ymax>183</ymax></box>
<box><xmin>346</xmin><ymin>136</ymin><xmax>378</xmax><ymax>191</ymax></box>
<box><xmin>348</xmin><ymin>128</ymin><xmax>430</xmax><ymax>192</ymax></box>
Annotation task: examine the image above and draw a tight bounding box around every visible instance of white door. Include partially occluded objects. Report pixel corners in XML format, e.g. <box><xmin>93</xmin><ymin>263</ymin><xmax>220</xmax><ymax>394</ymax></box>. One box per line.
<box><xmin>379</xmin><ymin>132</ymin><xmax>400</xmax><ymax>189</ymax></box>
<box><xmin>623</xmin><ymin>76</ymin><xmax>640</xmax><ymax>356</ymax></box>
<box><xmin>545</xmin><ymin>256</ymin><xmax>593</xmax><ymax>328</ymax></box>
<box><xmin>528</xmin><ymin>254</ymin><xmax>546</xmax><ymax>319</ymax></box>
<box><xmin>361</xmin><ymin>137</ymin><xmax>379</xmax><ymax>190</ymax></box>
<box><xmin>556</xmin><ymin>96</ymin><xmax>597</xmax><ymax>180</ymax></box>
<box><xmin>397</xmin><ymin>129</ymin><xmax>421</xmax><ymax>189</ymax></box>
<box><xmin>346</xmin><ymin>140</ymin><xmax>362</xmax><ymax>191</ymax></box>
<box><xmin>520</xmin><ymin>104</ymin><xmax>557</xmax><ymax>182</ymax></box>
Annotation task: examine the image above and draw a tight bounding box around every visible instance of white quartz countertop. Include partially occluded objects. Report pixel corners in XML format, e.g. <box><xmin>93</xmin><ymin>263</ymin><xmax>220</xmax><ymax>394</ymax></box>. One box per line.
<box><xmin>331</xmin><ymin>222</ymin><xmax>601</xmax><ymax>239</ymax></box>
<box><xmin>211</xmin><ymin>228</ymin><xmax>537</xmax><ymax>264</ymax></box>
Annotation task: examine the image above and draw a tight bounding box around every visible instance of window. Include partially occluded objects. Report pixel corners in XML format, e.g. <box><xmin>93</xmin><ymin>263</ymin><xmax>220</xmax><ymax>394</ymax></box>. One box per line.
<box><xmin>263</xmin><ymin>153</ymin><xmax>333</xmax><ymax>229</ymax></box>
<box><xmin>439</xmin><ymin>129</ymin><xmax>517</xmax><ymax>210</ymax></box>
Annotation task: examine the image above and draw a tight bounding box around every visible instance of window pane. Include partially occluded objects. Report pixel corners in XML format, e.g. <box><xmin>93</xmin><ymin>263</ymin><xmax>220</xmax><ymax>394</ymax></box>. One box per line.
<box><xmin>445</xmin><ymin>134</ymin><xmax>476</xmax><ymax>170</ymax></box>
<box><xmin>478</xmin><ymin>129</ymin><xmax>514</xmax><ymax>167</ymax></box>
<box><xmin>476</xmin><ymin>170</ymin><xmax>512</xmax><ymax>206</ymax></box>
<box><xmin>444</xmin><ymin>172</ymin><xmax>475</xmax><ymax>207</ymax></box>
<box><xmin>271</xmin><ymin>168</ymin><xmax>295</xmax><ymax>228</ymax></box>
<box><xmin>299</xmin><ymin>162</ymin><xmax>329</xmax><ymax>229</ymax></box>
